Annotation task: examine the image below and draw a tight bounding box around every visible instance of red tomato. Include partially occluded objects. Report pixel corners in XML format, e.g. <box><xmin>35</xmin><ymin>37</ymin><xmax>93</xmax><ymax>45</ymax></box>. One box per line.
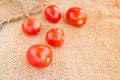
<box><xmin>22</xmin><ymin>18</ymin><xmax>42</xmax><ymax>35</ymax></box>
<box><xmin>26</xmin><ymin>45</ymin><xmax>52</xmax><ymax>68</ymax></box>
<box><xmin>66</xmin><ymin>7</ymin><xmax>87</xmax><ymax>27</ymax></box>
<box><xmin>46</xmin><ymin>28</ymin><xmax>64</xmax><ymax>46</ymax></box>
<box><xmin>44</xmin><ymin>5</ymin><xmax>61</xmax><ymax>23</ymax></box>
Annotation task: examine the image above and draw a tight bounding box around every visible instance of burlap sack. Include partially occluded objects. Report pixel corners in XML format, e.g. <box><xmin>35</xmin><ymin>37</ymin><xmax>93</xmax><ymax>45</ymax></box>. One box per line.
<box><xmin>0</xmin><ymin>0</ymin><xmax>120</xmax><ymax>80</ymax></box>
<box><xmin>0</xmin><ymin>0</ymin><xmax>48</xmax><ymax>25</ymax></box>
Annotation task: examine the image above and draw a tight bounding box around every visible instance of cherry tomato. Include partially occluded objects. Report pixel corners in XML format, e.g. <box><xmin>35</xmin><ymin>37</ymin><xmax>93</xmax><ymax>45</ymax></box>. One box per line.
<box><xmin>26</xmin><ymin>45</ymin><xmax>53</xmax><ymax>68</ymax></box>
<box><xmin>22</xmin><ymin>18</ymin><xmax>42</xmax><ymax>35</ymax></box>
<box><xmin>66</xmin><ymin>7</ymin><xmax>87</xmax><ymax>27</ymax></box>
<box><xmin>44</xmin><ymin>5</ymin><xmax>61</xmax><ymax>23</ymax></box>
<box><xmin>46</xmin><ymin>28</ymin><xmax>64</xmax><ymax>46</ymax></box>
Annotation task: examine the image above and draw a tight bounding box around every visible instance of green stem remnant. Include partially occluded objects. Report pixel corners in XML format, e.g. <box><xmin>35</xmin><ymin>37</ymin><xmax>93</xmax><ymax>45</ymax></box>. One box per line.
<box><xmin>0</xmin><ymin>25</ymin><xmax>2</xmax><ymax>32</ymax></box>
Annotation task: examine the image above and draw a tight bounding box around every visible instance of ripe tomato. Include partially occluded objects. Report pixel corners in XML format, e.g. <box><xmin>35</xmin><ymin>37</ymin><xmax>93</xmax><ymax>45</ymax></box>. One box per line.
<box><xmin>26</xmin><ymin>45</ymin><xmax>53</xmax><ymax>68</ymax></box>
<box><xmin>44</xmin><ymin>5</ymin><xmax>61</xmax><ymax>23</ymax></box>
<box><xmin>46</xmin><ymin>28</ymin><xmax>64</xmax><ymax>46</ymax></box>
<box><xmin>22</xmin><ymin>18</ymin><xmax>42</xmax><ymax>35</ymax></box>
<box><xmin>66</xmin><ymin>7</ymin><xmax>87</xmax><ymax>27</ymax></box>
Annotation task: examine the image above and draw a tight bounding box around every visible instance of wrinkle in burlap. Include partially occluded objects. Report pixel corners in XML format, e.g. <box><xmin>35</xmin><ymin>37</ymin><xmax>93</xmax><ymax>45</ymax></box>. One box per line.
<box><xmin>0</xmin><ymin>0</ymin><xmax>48</xmax><ymax>25</ymax></box>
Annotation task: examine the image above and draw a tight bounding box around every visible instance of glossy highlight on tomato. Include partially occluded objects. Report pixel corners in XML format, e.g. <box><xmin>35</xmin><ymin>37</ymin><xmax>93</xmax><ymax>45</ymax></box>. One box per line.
<box><xmin>66</xmin><ymin>7</ymin><xmax>87</xmax><ymax>27</ymax></box>
<box><xmin>26</xmin><ymin>45</ymin><xmax>53</xmax><ymax>68</ymax></box>
<box><xmin>22</xmin><ymin>18</ymin><xmax>42</xmax><ymax>35</ymax></box>
<box><xmin>46</xmin><ymin>28</ymin><xmax>64</xmax><ymax>46</ymax></box>
<box><xmin>44</xmin><ymin>5</ymin><xmax>61</xmax><ymax>23</ymax></box>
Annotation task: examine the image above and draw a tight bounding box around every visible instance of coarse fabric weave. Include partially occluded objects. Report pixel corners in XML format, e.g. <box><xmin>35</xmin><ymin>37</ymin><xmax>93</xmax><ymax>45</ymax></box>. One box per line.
<box><xmin>0</xmin><ymin>0</ymin><xmax>120</xmax><ymax>80</ymax></box>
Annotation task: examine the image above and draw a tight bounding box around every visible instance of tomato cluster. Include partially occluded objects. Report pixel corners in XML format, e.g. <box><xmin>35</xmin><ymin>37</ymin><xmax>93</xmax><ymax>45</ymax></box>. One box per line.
<box><xmin>21</xmin><ymin>5</ymin><xmax>87</xmax><ymax>68</ymax></box>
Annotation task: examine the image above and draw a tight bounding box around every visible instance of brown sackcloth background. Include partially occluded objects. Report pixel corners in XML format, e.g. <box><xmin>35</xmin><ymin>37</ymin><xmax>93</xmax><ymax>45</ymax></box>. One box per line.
<box><xmin>0</xmin><ymin>0</ymin><xmax>120</xmax><ymax>80</ymax></box>
<box><xmin>0</xmin><ymin>0</ymin><xmax>48</xmax><ymax>25</ymax></box>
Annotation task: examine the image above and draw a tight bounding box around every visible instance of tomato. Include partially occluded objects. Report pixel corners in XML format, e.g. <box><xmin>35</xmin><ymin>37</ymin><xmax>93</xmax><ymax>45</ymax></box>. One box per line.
<box><xmin>44</xmin><ymin>5</ymin><xmax>61</xmax><ymax>23</ymax></box>
<box><xmin>22</xmin><ymin>18</ymin><xmax>42</xmax><ymax>35</ymax></box>
<box><xmin>66</xmin><ymin>7</ymin><xmax>87</xmax><ymax>27</ymax></box>
<box><xmin>46</xmin><ymin>28</ymin><xmax>64</xmax><ymax>46</ymax></box>
<box><xmin>26</xmin><ymin>45</ymin><xmax>52</xmax><ymax>68</ymax></box>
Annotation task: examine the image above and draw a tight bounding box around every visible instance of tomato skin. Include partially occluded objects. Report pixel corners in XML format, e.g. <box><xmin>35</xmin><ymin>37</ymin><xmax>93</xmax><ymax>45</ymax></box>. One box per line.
<box><xmin>66</xmin><ymin>7</ymin><xmax>87</xmax><ymax>27</ymax></box>
<box><xmin>26</xmin><ymin>45</ymin><xmax>52</xmax><ymax>68</ymax></box>
<box><xmin>44</xmin><ymin>5</ymin><xmax>61</xmax><ymax>23</ymax></box>
<box><xmin>22</xmin><ymin>18</ymin><xmax>42</xmax><ymax>35</ymax></box>
<box><xmin>46</xmin><ymin>28</ymin><xmax>64</xmax><ymax>46</ymax></box>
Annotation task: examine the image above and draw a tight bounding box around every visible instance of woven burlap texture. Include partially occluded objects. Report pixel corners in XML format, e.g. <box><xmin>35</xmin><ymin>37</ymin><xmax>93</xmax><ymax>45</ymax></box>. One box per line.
<box><xmin>0</xmin><ymin>0</ymin><xmax>120</xmax><ymax>80</ymax></box>
<box><xmin>0</xmin><ymin>0</ymin><xmax>48</xmax><ymax>25</ymax></box>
